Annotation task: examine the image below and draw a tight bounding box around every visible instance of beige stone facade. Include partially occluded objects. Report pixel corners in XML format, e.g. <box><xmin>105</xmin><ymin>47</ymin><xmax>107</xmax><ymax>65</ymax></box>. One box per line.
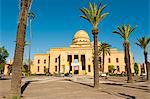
<box><xmin>31</xmin><ymin>30</ymin><xmax>135</xmax><ymax>76</ymax></box>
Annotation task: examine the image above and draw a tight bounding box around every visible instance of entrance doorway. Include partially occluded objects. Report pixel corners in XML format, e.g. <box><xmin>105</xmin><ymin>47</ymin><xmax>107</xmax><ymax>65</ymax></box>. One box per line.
<box><xmin>74</xmin><ymin>66</ymin><xmax>79</xmax><ymax>74</ymax></box>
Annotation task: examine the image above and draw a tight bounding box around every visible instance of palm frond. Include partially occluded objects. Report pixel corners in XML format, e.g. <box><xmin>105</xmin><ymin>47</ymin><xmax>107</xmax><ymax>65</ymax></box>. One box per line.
<box><xmin>135</xmin><ymin>37</ymin><xmax>150</xmax><ymax>50</ymax></box>
<box><xmin>80</xmin><ymin>2</ymin><xmax>108</xmax><ymax>28</ymax></box>
<box><xmin>117</xmin><ymin>26</ymin><xmax>124</xmax><ymax>33</ymax></box>
<box><xmin>128</xmin><ymin>25</ymin><xmax>137</xmax><ymax>37</ymax></box>
<box><xmin>80</xmin><ymin>8</ymin><xmax>88</xmax><ymax>16</ymax></box>
<box><xmin>80</xmin><ymin>15</ymin><xmax>91</xmax><ymax>23</ymax></box>
<box><xmin>99</xmin><ymin>4</ymin><xmax>107</xmax><ymax>15</ymax></box>
<box><xmin>135</xmin><ymin>42</ymin><xmax>142</xmax><ymax>48</ymax></box>
<box><xmin>113</xmin><ymin>24</ymin><xmax>137</xmax><ymax>41</ymax></box>
<box><xmin>99</xmin><ymin>13</ymin><xmax>109</xmax><ymax>22</ymax></box>
<box><xmin>113</xmin><ymin>30</ymin><xmax>124</xmax><ymax>38</ymax></box>
<box><xmin>93</xmin><ymin>3</ymin><xmax>97</xmax><ymax>15</ymax></box>
<box><xmin>89</xmin><ymin>2</ymin><xmax>94</xmax><ymax>15</ymax></box>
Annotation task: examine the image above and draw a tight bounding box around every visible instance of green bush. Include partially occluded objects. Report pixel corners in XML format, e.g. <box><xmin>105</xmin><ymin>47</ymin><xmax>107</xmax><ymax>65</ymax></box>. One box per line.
<box><xmin>109</xmin><ymin>73</ymin><xmax>127</xmax><ymax>76</ymax></box>
<box><xmin>108</xmin><ymin>65</ymin><xmax>115</xmax><ymax>73</ymax></box>
<box><xmin>53</xmin><ymin>72</ymin><xmax>58</xmax><ymax>76</ymax></box>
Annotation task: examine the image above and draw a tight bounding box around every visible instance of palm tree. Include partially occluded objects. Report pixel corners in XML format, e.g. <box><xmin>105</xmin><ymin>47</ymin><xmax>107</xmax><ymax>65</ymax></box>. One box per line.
<box><xmin>135</xmin><ymin>37</ymin><xmax>150</xmax><ymax>81</ymax></box>
<box><xmin>99</xmin><ymin>43</ymin><xmax>111</xmax><ymax>72</ymax></box>
<box><xmin>28</xmin><ymin>11</ymin><xmax>35</xmax><ymax>75</ymax></box>
<box><xmin>0</xmin><ymin>46</ymin><xmax>9</xmax><ymax>77</ymax></box>
<box><xmin>11</xmin><ymin>0</ymin><xmax>32</xmax><ymax>97</ymax></box>
<box><xmin>80</xmin><ymin>2</ymin><xmax>108</xmax><ymax>88</ymax></box>
<box><xmin>113</xmin><ymin>24</ymin><xmax>137</xmax><ymax>83</ymax></box>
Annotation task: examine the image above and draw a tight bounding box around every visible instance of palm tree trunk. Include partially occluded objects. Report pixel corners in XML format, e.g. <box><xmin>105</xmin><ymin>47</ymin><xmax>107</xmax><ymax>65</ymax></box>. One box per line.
<box><xmin>124</xmin><ymin>42</ymin><xmax>132</xmax><ymax>83</ymax></box>
<box><xmin>10</xmin><ymin>0</ymin><xmax>32</xmax><ymax>97</ymax></box>
<box><xmin>102</xmin><ymin>50</ymin><xmax>105</xmax><ymax>73</ymax></box>
<box><xmin>92</xmin><ymin>28</ymin><xmax>99</xmax><ymax>88</ymax></box>
<box><xmin>144</xmin><ymin>51</ymin><xmax>149</xmax><ymax>81</ymax></box>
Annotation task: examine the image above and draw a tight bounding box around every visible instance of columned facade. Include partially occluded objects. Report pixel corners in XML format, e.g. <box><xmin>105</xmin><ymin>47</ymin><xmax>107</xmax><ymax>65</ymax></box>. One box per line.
<box><xmin>31</xmin><ymin>30</ymin><xmax>135</xmax><ymax>76</ymax></box>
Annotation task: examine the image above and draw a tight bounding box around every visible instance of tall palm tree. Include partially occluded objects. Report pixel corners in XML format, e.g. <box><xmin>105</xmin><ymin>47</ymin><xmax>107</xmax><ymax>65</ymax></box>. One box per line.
<box><xmin>80</xmin><ymin>2</ymin><xmax>108</xmax><ymax>88</ymax></box>
<box><xmin>113</xmin><ymin>24</ymin><xmax>136</xmax><ymax>83</ymax></box>
<box><xmin>28</xmin><ymin>11</ymin><xmax>35</xmax><ymax>75</ymax></box>
<box><xmin>99</xmin><ymin>43</ymin><xmax>111</xmax><ymax>72</ymax></box>
<box><xmin>135</xmin><ymin>37</ymin><xmax>150</xmax><ymax>81</ymax></box>
<box><xmin>11</xmin><ymin>0</ymin><xmax>32</xmax><ymax>97</ymax></box>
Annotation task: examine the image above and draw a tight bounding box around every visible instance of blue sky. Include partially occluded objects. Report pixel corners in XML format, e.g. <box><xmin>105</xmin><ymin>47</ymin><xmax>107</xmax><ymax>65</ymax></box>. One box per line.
<box><xmin>0</xmin><ymin>0</ymin><xmax>150</xmax><ymax>63</ymax></box>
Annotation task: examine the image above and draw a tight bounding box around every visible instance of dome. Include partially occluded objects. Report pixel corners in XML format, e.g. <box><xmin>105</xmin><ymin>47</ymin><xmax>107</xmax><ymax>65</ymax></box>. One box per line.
<box><xmin>74</xmin><ymin>30</ymin><xmax>90</xmax><ymax>39</ymax></box>
<box><xmin>70</xmin><ymin>30</ymin><xmax>91</xmax><ymax>48</ymax></box>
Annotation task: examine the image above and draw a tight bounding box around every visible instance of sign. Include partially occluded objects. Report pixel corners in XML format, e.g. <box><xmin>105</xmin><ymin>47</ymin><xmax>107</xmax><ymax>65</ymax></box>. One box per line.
<box><xmin>74</xmin><ymin>66</ymin><xmax>79</xmax><ymax>70</ymax></box>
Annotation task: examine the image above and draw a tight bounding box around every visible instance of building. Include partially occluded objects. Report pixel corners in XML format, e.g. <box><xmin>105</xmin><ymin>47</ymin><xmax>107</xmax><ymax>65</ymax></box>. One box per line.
<box><xmin>31</xmin><ymin>30</ymin><xmax>135</xmax><ymax>76</ymax></box>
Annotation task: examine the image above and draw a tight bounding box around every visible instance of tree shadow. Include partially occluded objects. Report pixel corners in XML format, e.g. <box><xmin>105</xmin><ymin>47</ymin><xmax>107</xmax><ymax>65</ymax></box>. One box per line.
<box><xmin>64</xmin><ymin>79</ymin><xmax>94</xmax><ymax>88</ymax></box>
<box><xmin>21</xmin><ymin>80</ymin><xmax>40</xmax><ymax>95</ymax></box>
<box><xmin>123</xmin><ymin>85</ymin><xmax>149</xmax><ymax>92</ymax></box>
<box><xmin>104</xmin><ymin>83</ymin><xmax>123</xmax><ymax>86</ymax></box>
<box><xmin>21</xmin><ymin>81</ymin><xmax>30</xmax><ymax>94</ymax></box>
<box><xmin>103</xmin><ymin>82</ymin><xmax>149</xmax><ymax>92</ymax></box>
<box><xmin>118</xmin><ymin>93</ymin><xmax>136</xmax><ymax>99</ymax></box>
<box><xmin>73</xmin><ymin>81</ymin><xmax>94</xmax><ymax>88</ymax></box>
<box><xmin>0</xmin><ymin>78</ymin><xmax>10</xmax><ymax>80</ymax></box>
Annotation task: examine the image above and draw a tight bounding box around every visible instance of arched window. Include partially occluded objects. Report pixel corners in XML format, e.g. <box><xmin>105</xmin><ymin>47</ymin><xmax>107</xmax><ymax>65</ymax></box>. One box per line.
<box><xmin>44</xmin><ymin>66</ymin><xmax>46</xmax><ymax>72</ymax></box>
<box><xmin>116</xmin><ymin>58</ymin><xmax>119</xmax><ymax>63</ymax></box>
<box><xmin>38</xmin><ymin>59</ymin><xmax>40</xmax><ymax>64</ymax></box>
<box><xmin>117</xmin><ymin>66</ymin><xmax>120</xmax><ymax>72</ymax></box>
<box><xmin>37</xmin><ymin>66</ymin><xmax>40</xmax><ymax>72</ymax></box>
<box><xmin>108</xmin><ymin>58</ymin><xmax>111</xmax><ymax>63</ymax></box>
<box><xmin>44</xmin><ymin>59</ymin><xmax>46</xmax><ymax>64</ymax></box>
<box><xmin>55</xmin><ymin>66</ymin><xmax>57</xmax><ymax>72</ymax></box>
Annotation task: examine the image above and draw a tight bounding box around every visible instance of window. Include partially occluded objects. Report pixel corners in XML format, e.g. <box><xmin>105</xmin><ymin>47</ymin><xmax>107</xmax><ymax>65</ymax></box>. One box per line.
<box><xmin>55</xmin><ymin>66</ymin><xmax>57</xmax><ymax>72</ymax></box>
<box><xmin>99</xmin><ymin>57</ymin><xmax>101</xmax><ymax>63</ymax></box>
<box><xmin>117</xmin><ymin>66</ymin><xmax>120</xmax><ymax>72</ymax></box>
<box><xmin>44</xmin><ymin>59</ymin><xmax>46</xmax><ymax>64</ymax></box>
<box><xmin>74</xmin><ymin>55</ymin><xmax>78</xmax><ymax>59</ymax></box>
<box><xmin>37</xmin><ymin>66</ymin><xmax>40</xmax><ymax>72</ymax></box>
<box><xmin>70</xmin><ymin>66</ymin><xmax>72</xmax><ymax>71</ymax></box>
<box><xmin>108</xmin><ymin>58</ymin><xmax>111</xmax><ymax>63</ymax></box>
<box><xmin>116</xmin><ymin>58</ymin><xmax>119</xmax><ymax>63</ymax></box>
<box><xmin>44</xmin><ymin>66</ymin><xmax>46</xmax><ymax>72</ymax></box>
<box><xmin>67</xmin><ymin>55</ymin><xmax>72</xmax><ymax>62</ymax></box>
<box><xmin>81</xmin><ymin>55</ymin><xmax>85</xmax><ymax>70</ymax></box>
<box><xmin>38</xmin><ymin>59</ymin><xmax>40</xmax><ymax>64</ymax></box>
<box><xmin>55</xmin><ymin>58</ymin><xmax>57</xmax><ymax>63</ymax></box>
<box><xmin>88</xmin><ymin>65</ymin><xmax>91</xmax><ymax>72</ymax></box>
<box><xmin>82</xmin><ymin>66</ymin><xmax>85</xmax><ymax>70</ymax></box>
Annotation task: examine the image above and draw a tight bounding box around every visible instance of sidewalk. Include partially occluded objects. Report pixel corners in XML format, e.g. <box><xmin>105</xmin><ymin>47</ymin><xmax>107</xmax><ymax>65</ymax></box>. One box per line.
<box><xmin>68</xmin><ymin>76</ymin><xmax>150</xmax><ymax>99</ymax></box>
<box><xmin>0</xmin><ymin>76</ymin><xmax>150</xmax><ymax>99</ymax></box>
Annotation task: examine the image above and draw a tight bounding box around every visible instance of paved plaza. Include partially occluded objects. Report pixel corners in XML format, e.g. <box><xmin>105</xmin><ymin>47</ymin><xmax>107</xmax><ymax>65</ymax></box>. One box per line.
<box><xmin>0</xmin><ymin>76</ymin><xmax>150</xmax><ymax>99</ymax></box>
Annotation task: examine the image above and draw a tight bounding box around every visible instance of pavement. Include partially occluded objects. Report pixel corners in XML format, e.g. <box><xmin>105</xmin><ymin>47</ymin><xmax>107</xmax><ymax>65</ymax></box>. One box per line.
<box><xmin>0</xmin><ymin>76</ymin><xmax>150</xmax><ymax>99</ymax></box>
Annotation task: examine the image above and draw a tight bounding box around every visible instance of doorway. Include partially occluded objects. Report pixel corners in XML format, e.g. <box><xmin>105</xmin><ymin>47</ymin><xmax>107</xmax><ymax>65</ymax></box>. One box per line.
<box><xmin>74</xmin><ymin>66</ymin><xmax>79</xmax><ymax>74</ymax></box>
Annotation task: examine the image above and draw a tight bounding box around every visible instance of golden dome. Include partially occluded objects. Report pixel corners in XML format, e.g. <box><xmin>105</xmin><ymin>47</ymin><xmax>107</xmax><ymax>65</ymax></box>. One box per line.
<box><xmin>70</xmin><ymin>30</ymin><xmax>91</xmax><ymax>48</ymax></box>
<box><xmin>74</xmin><ymin>30</ymin><xmax>90</xmax><ymax>39</ymax></box>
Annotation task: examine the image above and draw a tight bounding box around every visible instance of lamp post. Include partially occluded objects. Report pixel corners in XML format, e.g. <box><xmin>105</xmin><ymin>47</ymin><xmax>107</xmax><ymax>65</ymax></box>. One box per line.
<box><xmin>28</xmin><ymin>12</ymin><xmax>35</xmax><ymax>75</ymax></box>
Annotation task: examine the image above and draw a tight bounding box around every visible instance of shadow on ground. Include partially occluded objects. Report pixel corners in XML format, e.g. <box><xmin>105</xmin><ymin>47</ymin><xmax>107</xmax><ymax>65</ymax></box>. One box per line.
<box><xmin>0</xmin><ymin>78</ymin><xmax>11</xmax><ymax>80</ymax></box>
<box><xmin>118</xmin><ymin>93</ymin><xmax>136</xmax><ymax>99</ymax></box>
<box><xmin>103</xmin><ymin>83</ymin><xmax>150</xmax><ymax>92</ymax></box>
<box><xmin>64</xmin><ymin>79</ymin><xmax>94</xmax><ymax>88</ymax></box>
<box><xmin>21</xmin><ymin>81</ymin><xmax>30</xmax><ymax>94</ymax></box>
<box><xmin>21</xmin><ymin>80</ymin><xmax>39</xmax><ymax>95</ymax></box>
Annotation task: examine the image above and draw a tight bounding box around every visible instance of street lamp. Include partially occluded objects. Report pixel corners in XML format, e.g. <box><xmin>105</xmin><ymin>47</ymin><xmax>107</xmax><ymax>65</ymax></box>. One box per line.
<box><xmin>28</xmin><ymin>11</ymin><xmax>35</xmax><ymax>74</ymax></box>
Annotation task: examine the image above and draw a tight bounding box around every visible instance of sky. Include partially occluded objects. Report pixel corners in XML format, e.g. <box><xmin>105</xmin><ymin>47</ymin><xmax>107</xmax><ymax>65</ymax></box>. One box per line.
<box><xmin>0</xmin><ymin>0</ymin><xmax>150</xmax><ymax>63</ymax></box>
